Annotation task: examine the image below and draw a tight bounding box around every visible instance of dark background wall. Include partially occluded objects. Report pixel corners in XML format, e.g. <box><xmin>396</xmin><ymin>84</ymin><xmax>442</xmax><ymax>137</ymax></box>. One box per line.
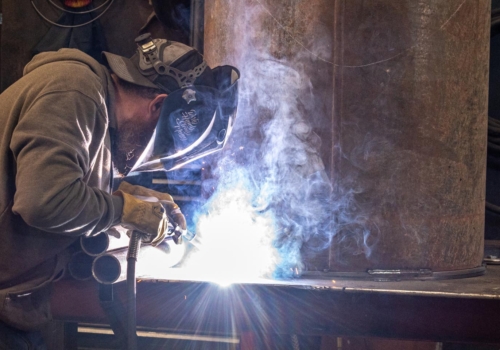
<box><xmin>486</xmin><ymin>0</ymin><xmax>500</xmax><ymax>240</ymax></box>
<box><xmin>0</xmin><ymin>0</ymin><xmax>191</xmax><ymax>91</ymax></box>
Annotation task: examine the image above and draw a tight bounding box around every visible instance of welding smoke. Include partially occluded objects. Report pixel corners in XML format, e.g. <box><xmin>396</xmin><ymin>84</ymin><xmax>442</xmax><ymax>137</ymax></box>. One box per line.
<box><xmin>182</xmin><ymin>0</ymin><xmax>381</xmax><ymax>279</ymax></box>
<box><xmin>184</xmin><ymin>54</ymin><xmax>335</xmax><ymax>278</ymax></box>
<box><xmin>180</xmin><ymin>0</ymin><xmax>337</xmax><ymax>279</ymax></box>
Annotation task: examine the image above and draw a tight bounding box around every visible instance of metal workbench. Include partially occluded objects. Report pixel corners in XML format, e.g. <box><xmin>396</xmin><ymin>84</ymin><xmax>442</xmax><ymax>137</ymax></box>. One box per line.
<box><xmin>51</xmin><ymin>264</ymin><xmax>500</xmax><ymax>347</ymax></box>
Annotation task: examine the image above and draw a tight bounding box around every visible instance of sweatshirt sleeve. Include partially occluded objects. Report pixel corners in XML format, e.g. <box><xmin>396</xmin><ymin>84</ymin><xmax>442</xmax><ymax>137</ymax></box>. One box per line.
<box><xmin>10</xmin><ymin>89</ymin><xmax>121</xmax><ymax>236</ymax></box>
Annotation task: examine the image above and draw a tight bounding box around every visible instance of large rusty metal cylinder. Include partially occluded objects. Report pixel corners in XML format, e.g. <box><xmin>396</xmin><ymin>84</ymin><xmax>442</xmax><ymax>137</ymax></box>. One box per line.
<box><xmin>204</xmin><ymin>0</ymin><xmax>490</xmax><ymax>278</ymax></box>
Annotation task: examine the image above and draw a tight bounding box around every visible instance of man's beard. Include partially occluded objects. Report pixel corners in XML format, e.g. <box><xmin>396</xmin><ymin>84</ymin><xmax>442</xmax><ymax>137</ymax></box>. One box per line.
<box><xmin>112</xmin><ymin>119</ymin><xmax>153</xmax><ymax>177</ymax></box>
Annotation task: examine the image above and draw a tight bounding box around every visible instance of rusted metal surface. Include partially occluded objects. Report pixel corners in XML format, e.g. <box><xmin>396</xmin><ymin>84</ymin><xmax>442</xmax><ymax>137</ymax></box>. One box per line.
<box><xmin>51</xmin><ymin>265</ymin><xmax>500</xmax><ymax>343</ymax></box>
<box><xmin>204</xmin><ymin>0</ymin><xmax>490</xmax><ymax>275</ymax></box>
<box><xmin>329</xmin><ymin>0</ymin><xmax>490</xmax><ymax>274</ymax></box>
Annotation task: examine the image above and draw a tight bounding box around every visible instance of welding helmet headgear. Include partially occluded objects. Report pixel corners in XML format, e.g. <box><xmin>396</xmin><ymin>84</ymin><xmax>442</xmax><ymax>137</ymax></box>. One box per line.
<box><xmin>103</xmin><ymin>33</ymin><xmax>215</xmax><ymax>93</ymax></box>
<box><xmin>103</xmin><ymin>33</ymin><xmax>240</xmax><ymax>172</ymax></box>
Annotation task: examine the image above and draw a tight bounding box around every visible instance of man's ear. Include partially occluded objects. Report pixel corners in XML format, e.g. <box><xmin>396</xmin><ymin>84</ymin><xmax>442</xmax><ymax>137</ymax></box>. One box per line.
<box><xmin>148</xmin><ymin>94</ymin><xmax>168</xmax><ymax>120</ymax></box>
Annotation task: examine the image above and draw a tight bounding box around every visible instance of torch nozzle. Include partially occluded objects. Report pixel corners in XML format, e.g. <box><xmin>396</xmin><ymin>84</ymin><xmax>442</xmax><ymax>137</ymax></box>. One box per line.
<box><xmin>164</xmin><ymin>220</ymin><xmax>197</xmax><ymax>245</ymax></box>
<box><xmin>181</xmin><ymin>229</ymin><xmax>196</xmax><ymax>242</ymax></box>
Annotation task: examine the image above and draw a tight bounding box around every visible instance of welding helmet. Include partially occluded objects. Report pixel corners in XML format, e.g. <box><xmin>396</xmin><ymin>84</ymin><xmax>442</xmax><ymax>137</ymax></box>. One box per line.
<box><xmin>103</xmin><ymin>33</ymin><xmax>240</xmax><ymax>172</ymax></box>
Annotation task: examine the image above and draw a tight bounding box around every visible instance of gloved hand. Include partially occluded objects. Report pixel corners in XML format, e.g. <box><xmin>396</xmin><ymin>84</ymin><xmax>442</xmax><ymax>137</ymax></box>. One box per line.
<box><xmin>114</xmin><ymin>190</ymin><xmax>169</xmax><ymax>246</ymax></box>
<box><xmin>116</xmin><ymin>181</ymin><xmax>187</xmax><ymax>244</ymax></box>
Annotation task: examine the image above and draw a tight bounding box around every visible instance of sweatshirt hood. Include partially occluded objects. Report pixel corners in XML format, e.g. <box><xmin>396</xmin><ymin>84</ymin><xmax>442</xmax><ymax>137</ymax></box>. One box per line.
<box><xmin>24</xmin><ymin>48</ymin><xmax>110</xmax><ymax>86</ymax></box>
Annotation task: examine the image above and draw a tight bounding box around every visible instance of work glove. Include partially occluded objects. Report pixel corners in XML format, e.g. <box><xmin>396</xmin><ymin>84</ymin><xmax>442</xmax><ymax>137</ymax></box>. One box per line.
<box><xmin>116</xmin><ymin>181</ymin><xmax>187</xmax><ymax>244</ymax></box>
<box><xmin>114</xmin><ymin>190</ymin><xmax>169</xmax><ymax>246</ymax></box>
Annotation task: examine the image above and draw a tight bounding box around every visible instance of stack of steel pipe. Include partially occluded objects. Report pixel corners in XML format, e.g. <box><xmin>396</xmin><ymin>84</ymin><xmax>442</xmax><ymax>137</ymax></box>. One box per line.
<box><xmin>67</xmin><ymin>229</ymin><xmax>188</xmax><ymax>284</ymax></box>
<box><xmin>67</xmin><ymin>230</ymin><xmax>130</xmax><ymax>282</ymax></box>
<box><xmin>92</xmin><ymin>237</ymin><xmax>187</xmax><ymax>284</ymax></box>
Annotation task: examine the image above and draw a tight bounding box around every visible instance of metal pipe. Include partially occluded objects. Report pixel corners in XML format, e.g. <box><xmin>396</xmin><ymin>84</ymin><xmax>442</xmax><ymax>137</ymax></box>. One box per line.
<box><xmin>67</xmin><ymin>251</ymin><xmax>94</xmax><ymax>281</ymax></box>
<box><xmin>91</xmin><ymin>238</ymin><xmax>187</xmax><ymax>284</ymax></box>
<box><xmin>81</xmin><ymin>228</ymin><xmax>131</xmax><ymax>256</ymax></box>
<box><xmin>190</xmin><ymin>0</ymin><xmax>205</xmax><ymax>54</ymax></box>
<box><xmin>92</xmin><ymin>251</ymin><xmax>127</xmax><ymax>284</ymax></box>
<box><xmin>80</xmin><ymin>232</ymin><xmax>109</xmax><ymax>256</ymax></box>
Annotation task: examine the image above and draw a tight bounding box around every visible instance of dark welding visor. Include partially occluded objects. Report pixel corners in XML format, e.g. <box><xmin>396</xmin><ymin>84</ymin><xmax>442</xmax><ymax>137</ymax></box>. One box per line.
<box><xmin>130</xmin><ymin>65</ymin><xmax>240</xmax><ymax>172</ymax></box>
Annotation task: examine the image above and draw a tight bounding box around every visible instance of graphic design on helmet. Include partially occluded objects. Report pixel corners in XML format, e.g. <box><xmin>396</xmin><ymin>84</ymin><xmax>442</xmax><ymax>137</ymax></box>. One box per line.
<box><xmin>103</xmin><ymin>33</ymin><xmax>240</xmax><ymax>172</ymax></box>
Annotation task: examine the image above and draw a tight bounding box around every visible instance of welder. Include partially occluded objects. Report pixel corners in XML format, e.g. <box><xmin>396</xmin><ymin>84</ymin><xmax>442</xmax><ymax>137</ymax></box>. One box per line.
<box><xmin>0</xmin><ymin>33</ymin><xmax>239</xmax><ymax>349</ymax></box>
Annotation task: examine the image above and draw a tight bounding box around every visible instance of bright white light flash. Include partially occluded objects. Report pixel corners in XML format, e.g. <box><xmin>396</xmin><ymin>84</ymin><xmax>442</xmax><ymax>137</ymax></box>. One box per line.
<box><xmin>182</xmin><ymin>184</ymin><xmax>279</xmax><ymax>286</ymax></box>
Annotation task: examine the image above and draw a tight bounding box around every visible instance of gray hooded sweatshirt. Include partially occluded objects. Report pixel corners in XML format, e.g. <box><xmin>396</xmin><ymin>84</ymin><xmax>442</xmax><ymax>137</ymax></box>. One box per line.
<box><xmin>0</xmin><ymin>48</ymin><xmax>123</xmax><ymax>330</ymax></box>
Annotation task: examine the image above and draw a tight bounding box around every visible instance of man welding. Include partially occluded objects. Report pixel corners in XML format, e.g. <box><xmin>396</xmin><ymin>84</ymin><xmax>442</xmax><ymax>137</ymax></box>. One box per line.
<box><xmin>0</xmin><ymin>33</ymin><xmax>239</xmax><ymax>349</ymax></box>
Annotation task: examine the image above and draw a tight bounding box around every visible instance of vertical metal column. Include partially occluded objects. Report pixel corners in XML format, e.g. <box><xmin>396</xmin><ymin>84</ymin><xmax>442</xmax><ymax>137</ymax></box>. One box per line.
<box><xmin>204</xmin><ymin>0</ymin><xmax>490</xmax><ymax>278</ymax></box>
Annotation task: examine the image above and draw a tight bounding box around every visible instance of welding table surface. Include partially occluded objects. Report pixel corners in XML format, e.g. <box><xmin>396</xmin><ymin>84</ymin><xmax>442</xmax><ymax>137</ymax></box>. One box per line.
<box><xmin>136</xmin><ymin>264</ymin><xmax>500</xmax><ymax>299</ymax></box>
<box><xmin>51</xmin><ymin>265</ymin><xmax>500</xmax><ymax>343</ymax></box>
